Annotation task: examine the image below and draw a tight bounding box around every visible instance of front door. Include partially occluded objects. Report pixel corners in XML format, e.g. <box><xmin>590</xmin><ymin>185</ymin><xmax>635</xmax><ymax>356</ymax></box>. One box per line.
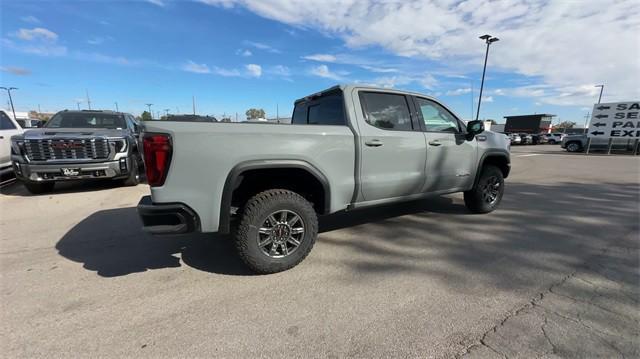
<box><xmin>354</xmin><ymin>90</ymin><xmax>427</xmax><ymax>202</ymax></box>
<box><xmin>414</xmin><ymin>97</ymin><xmax>477</xmax><ymax>192</ymax></box>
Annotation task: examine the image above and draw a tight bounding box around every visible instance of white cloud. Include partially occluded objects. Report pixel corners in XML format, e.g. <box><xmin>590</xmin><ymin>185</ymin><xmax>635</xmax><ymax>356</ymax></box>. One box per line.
<box><xmin>198</xmin><ymin>0</ymin><xmax>640</xmax><ymax>106</ymax></box>
<box><xmin>236</xmin><ymin>49</ymin><xmax>252</xmax><ymax>57</ymax></box>
<box><xmin>14</xmin><ymin>27</ymin><xmax>58</xmax><ymax>41</ymax></box>
<box><xmin>245</xmin><ymin>64</ymin><xmax>262</xmax><ymax>77</ymax></box>
<box><xmin>303</xmin><ymin>54</ymin><xmax>337</xmax><ymax>62</ymax></box>
<box><xmin>213</xmin><ymin>66</ymin><xmax>241</xmax><ymax>77</ymax></box>
<box><xmin>20</xmin><ymin>16</ymin><xmax>40</xmax><ymax>24</ymax></box>
<box><xmin>268</xmin><ymin>65</ymin><xmax>291</xmax><ymax>77</ymax></box>
<box><xmin>484</xmin><ymin>96</ymin><xmax>494</xmax><ymax>103</ymax></box>
<box><xmin>446</xmin><ymin>88</ymin><xmax>472</xmax><ymax>96</ymax></box>
<box><xmin>182</xmin><ymin>60</ymin><xmax>211</xmax><ymax>74</ymax></box>
<box><xmin>244</xmin><ymin>40</ymin><xmax>280</xmax><ymax>53</ymax></box>
<box><xmin>360</xmin><ymin>65</ymin><xmax>398</xmax><ymax>73</ymax></box>
<box><xmin>309</xmin><ymin>64</ymin><xmax>344</xmax><ymax>81</ymax></box>
<box><xmin>146</xmin><ymin>0</ymin><xmax>166</xmax><ymax>7</ymax></box>
<box><xmin>0</xmin><ymin>66</ymin><xmax>31</xmax><ymax>76</ymax></box>
<box><xmin>370</xmin><ymin>74</ymin><xmax>437</xmax><ymax>90</ymax></box>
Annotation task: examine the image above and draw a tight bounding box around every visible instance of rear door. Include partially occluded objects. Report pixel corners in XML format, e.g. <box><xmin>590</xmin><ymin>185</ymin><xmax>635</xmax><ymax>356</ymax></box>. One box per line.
<box><xmin>413</xmin><ymin>97</ymin><xmax>477</xmax><ymax>192</ymax></box>
<box><xmin>0</xmin><ymin>111</ymin><xmax>22</xmax><ymax>168</ymax></box>
<box><xmin>353</xmin><ymin>90</ymin><xmax>427</xmax><ymax>202</ymax></box>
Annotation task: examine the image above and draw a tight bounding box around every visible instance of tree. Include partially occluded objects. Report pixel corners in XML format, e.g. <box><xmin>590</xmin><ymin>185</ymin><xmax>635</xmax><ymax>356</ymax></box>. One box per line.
<box><xmin>220</xmin><ymin>117</ymin><xmax>231</xmax><ymax>122</ymax></box>
<box><xmin>140</xmin><ymin>111</ymin><xmax>152</xmax><ymax>121</ymax></box>
<box><xmin>554</xmin><ymin>121</ymin><xmax>576</xmax><ymax>130</ymax></box>
<box><xmin>245</xmin><ymin>108</ymin><xmax>265</xmax><ymax>120</ymax></box>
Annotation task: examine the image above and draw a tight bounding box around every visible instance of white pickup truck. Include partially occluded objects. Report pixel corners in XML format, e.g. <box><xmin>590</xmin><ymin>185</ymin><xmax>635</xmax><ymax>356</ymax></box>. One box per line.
<box><xmin>138</xmin><ymin>85</ymin><xmax>511</xmax><ymax>273</ymax></box>
<box><xmin>1</xmin><ymin>110</ymin><xmax>24</xmax><ymax>178</ymax></box>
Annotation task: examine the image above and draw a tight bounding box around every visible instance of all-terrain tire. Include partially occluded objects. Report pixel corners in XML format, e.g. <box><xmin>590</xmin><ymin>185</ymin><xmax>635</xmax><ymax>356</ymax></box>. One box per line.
<box><xmin>464</xmin><ymin>165</ymin><xmax>504</xmax><ymax>214</ymax></box>
<box><xmin>23</xmin><ymin>181</ymin><xmax>55</xmax><ymax>195</ymax></box>
<box><xmin>235</xmin><ymin>189</ymin><xmax>318</xmax><ymax>274</ymax></box>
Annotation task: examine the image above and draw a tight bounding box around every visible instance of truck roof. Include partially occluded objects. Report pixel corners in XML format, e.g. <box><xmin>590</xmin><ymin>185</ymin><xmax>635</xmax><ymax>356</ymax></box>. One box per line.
<box><xmin>294</xmin><ymin>84</ymin><xmax>441</xmax><ymax>104</ymax></box>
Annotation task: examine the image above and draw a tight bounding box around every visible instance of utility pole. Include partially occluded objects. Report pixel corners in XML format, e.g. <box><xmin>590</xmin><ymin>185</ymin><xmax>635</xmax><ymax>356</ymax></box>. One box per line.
<box><xmin>276</xmin><ymin>104</ymin><xmax>279</xmax><ymax>123</ymax></box>
<box><xmin>476</xmin><ymin>34</ymin><xmax>499</xmax><ymax>121</ymax></box>
<box><xmin>164</xmin><ymin>108</ymin><xmax>170</xmax><ymax>117</ymax></box>
<box><xmin>85</xmin><ymin>89</ymin><xmax>92</xmax><ymax>110</ymax></box>
<box><xmin>76</xmin><ymin>101</ymin><xmax>81</xmax><ymax>110</ymax></box>
<box><xmin>595</xmin><ymin>84</ymin><xmax>604</xmax><ymax>104</ymax></box>
<box><xmin>114</xmin><ymin>102</ymin><xmax>119</xmax><ymax>112</ymax></box>
<box><xmin>235</xmin><ymin>112</ymin><xmax>238</xmax><ymax>122</ymax></box>
<box><xmin>0</xmin><ymin>87</ymin><xmax>18</xmax><ymax>121</ymax></box>
<box><xmin>192</xmin><ymin>95</ymin><xmax>196</xmax><ymax>115</ymax></box>
<box><xmin>38</xmin><ymin>104</ymin><xmax>41</xmax><ymax>113</ymax></box>
<box><xmin>583</xmin><ymin>112</ymin><xmax>591</xmax><ymax>131</ymax></box>
<box><xmin>146</xmin><ymin>103</ymin><xmax>153</xmax><ymax>119</ymax></box>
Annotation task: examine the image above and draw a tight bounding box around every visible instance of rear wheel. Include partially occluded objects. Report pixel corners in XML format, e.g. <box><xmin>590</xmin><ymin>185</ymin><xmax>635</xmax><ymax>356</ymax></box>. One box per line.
<box><xmin>464</xmin><ymin>165</ymin><xmax>504</xmax><ymax>214</ymax></box>
<box><xmin>548</xmin><ymin>140</ymin><xmax>556</xmax><ymax>144</ymax></box>
<box><xmin>235</xmin><ymin>189</ymin><xmax>318</xmax><ymax>274</ymax></box>
<box><xmin>23</xmin><ymin>181</ymin><xmax>55</xmax><ymax>195</ymax></box>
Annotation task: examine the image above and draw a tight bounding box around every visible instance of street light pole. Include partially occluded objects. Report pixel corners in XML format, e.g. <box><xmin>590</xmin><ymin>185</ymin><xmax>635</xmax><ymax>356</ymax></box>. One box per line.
<box><xmin>595</xmin><ymin>84</ymin><xmax>604</xmax><ymax>104</ymax></box>
<box><xmin>114</xmin><ymin>102</ymin><xmax>119</xmax><ymax>112</ymax></box>
<box><xmin>0</xmin><ymin>87</ymin><xmax>18</xmax><ymax>121</ymax></box>
<box><xmin>475</xmin><ymin>34</ymin><xmax>499</xmax><ymax>122</ymax></box>
<box><xmin>146</xmin><ymin>103</ymin><xmax>153</xmax><ymax>119</ymax></box>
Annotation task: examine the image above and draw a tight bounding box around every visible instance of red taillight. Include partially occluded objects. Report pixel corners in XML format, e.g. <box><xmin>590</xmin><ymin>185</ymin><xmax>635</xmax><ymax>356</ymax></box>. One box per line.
<box><xmin>143</xmin><ymin>133</ymin><xmax>172</xmax><ymax>187</ymax></box>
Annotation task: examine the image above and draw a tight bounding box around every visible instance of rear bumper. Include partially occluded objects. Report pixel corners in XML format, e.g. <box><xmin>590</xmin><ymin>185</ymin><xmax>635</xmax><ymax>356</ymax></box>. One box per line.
<box><xmin>137</xmin><ymin>195</ymin><xmax>200</xmax><ymax>235</ymax></box>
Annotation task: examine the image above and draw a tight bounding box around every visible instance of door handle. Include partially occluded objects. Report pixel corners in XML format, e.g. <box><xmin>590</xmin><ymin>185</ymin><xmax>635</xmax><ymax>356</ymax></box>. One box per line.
<box><xmin>428</xmin><ymin>140</ymin><xmax>442</xmax><ymax>146</ymax></box>
<box><xmin>365</xmin><ymin>139</ymin><xmax>383</xmax><ymax>147</ymax></box>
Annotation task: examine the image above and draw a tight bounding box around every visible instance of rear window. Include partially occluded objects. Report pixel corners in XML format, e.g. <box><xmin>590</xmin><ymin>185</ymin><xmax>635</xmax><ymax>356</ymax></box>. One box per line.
<box><xmin>292</xmin><ymin>91</ymin><xmax>345</xmax><ymax>126</ymax></box>
<box><xmin>45</xmin><ymin>112</ymin><xmax>126</xmax><ymax>129</ymax></box>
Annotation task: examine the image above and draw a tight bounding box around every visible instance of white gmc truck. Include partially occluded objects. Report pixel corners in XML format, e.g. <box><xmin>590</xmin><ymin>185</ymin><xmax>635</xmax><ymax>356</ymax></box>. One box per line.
<box><xmin>138</xmin><ymin>85</ymin><xmax>510</xmax><ymax>273</ymax></box>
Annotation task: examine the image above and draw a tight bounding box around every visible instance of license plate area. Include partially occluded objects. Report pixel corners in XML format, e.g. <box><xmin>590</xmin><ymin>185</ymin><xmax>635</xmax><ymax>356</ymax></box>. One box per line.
<box><xmin>61</xmin><ymin>168</ymin><xmax>81</xmax><ymax>177</ymax></box>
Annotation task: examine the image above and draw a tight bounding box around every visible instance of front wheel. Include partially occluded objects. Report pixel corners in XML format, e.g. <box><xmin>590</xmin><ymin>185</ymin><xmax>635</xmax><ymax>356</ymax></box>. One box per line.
<box><xmin>464</xmin><ymin>165</ymin><xmax>504</xmax><ymax>214</ymax></box>
<box><xmin>23</xmin><ymin>181</ymin><xmax>55</xmax><ymax>195</ymax></box>
<box><xmin>566</xmin><ymin>142</ymin><xmax>582</xmax><ymax>152</ymax></box>
<box><xmin>235</xmin><ymin>189</ymin><xmax>318</xmax><ymax>274</ymax></box>
<box><xmin>121</xmin><ymin>154</ymin><xmax>140</xmax><ymax>186</ymax></box>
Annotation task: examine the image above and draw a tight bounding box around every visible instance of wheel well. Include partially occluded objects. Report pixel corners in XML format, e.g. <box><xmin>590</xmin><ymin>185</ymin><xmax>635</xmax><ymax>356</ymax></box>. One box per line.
<box><xmin>230</xmin><ymin>168</ymin><xmax>327</xmax><ymax>215</ymax></box>
<box><xmin>482</xmin><ymin>155</ymin><xmax>510</xmax><ymax>179</ymax></box>
<box><xmin>566</xmin><ymin>141</ymin><xmax>582</xmax><ymax>147</ymax></box>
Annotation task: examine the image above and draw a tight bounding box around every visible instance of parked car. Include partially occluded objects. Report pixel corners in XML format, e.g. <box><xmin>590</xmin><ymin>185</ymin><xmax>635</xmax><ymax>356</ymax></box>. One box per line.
<box><xmin>544</xmin><ymin>133</ymin><xmax>565</xmax><ymax>144</ymax></box>
<box><xmin>10</xmin><ymin>110</ymin><xmax>143</xmax><ymax>194</ymax></box>
<box><xmin>137</xmin><ymin>85</ymin><xmax>511</xmax><ymax>274</ymax></box>
<box><xmin>561</xmin><ymin>134</ymin><xmax>637</xmax><ymax>153</ymax></box>
<box><xmin>508</xmin><ymin>133</ymin><xmax>522</xmax><ymax>145</ymax></box>
<box><xmin>1</xmin><ymin>110</ymin><xmax>24</xmax><ymax>177</ymax></box>
<box><xmin>530</xmin><ymin>134</ymin><xmax>542</xmax><ymax>145</ymax></box>
<box><xmin>519</xmin><ymin>133</ymin><xmax>533</xmax><ymax>145</ymax></box>
<box><xmin>16</xmin><ymin>118</ymin><xmax>45</xmax><ymax>128</ymax></box>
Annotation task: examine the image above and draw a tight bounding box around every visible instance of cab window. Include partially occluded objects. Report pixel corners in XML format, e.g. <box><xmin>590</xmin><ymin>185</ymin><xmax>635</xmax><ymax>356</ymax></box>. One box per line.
<box><xmin>359</xmin><ymin>92</ymin><xmax>413</xmax><ymax>131</ymax></box>
<box><xmin>292</xmin><ymin>91</ymin><xmax>345</xmax><ymax>126</ymax></box>
<box><xmin>0</xmin><ymin>111</ymin><xmax>16</xmax><ymax>130</ymax></box>
<box><xmin>415</xmin><ymin>97</ymin><xmax>460</xmax><ymax>133</ymax></box>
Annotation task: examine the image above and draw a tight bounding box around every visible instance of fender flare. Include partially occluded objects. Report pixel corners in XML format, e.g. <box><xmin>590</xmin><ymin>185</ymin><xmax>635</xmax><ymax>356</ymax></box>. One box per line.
<box><xmin>218</xmin><ymin>159</ymin><xmax>331</xmax><ymax>234</ymax></box>
<box><xmin>474</xmin><ymin>150</ymin><xmax>511</xmax><ymax>186</ymax></box>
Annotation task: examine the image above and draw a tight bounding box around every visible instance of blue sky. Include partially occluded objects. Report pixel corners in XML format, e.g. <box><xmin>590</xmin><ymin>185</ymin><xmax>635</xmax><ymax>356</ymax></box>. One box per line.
<box><xmin>1</xmin><ymin>0</ymin><xmax>638</xmax><ymax>124</ymax></box>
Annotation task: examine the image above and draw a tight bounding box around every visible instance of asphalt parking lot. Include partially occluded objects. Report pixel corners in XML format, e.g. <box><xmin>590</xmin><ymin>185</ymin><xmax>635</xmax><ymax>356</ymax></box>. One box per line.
<box><xmin>1</xmin><ymin>145</ymin><xmax>638</xmax><ymax>358</ymax></box>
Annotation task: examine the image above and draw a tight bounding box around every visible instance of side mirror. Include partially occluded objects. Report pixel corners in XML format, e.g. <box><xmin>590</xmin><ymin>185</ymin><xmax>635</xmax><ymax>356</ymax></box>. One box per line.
<box><xmin>466</xmin><ymin>120</ymin><xmax>484</xmax><ymax>140</ymax></box>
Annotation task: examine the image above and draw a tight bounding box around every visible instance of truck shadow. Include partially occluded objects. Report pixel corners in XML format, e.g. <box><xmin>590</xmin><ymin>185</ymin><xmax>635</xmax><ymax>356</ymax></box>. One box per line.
<box><xmin>2</xmin><ymin>180</ymin><xmax>140</xmax><ymax>197</ymax></box>
<box><xmin>54</xmin><ymin>196</ymin><xmax>469</xmax><ymax>277</ymax></box>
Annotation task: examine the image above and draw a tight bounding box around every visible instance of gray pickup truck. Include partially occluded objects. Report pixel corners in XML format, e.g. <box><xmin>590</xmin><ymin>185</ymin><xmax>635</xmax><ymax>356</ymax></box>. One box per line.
<box><xmin>11</xmin><ymin>110</ymin><xmax>143</xmax><ymax>194</ymax></box>
<box><xmin>138</xmin><ymin>85</ymin><xmax>511</xmax><ymax>273</ymax></box>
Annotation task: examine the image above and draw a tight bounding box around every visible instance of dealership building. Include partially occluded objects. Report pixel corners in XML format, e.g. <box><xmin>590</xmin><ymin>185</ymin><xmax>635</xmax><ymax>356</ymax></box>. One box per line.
<box><xmin>503</xmin><ymin>114</ymin><xmax>556</xmax><ymax>133</ymax></box>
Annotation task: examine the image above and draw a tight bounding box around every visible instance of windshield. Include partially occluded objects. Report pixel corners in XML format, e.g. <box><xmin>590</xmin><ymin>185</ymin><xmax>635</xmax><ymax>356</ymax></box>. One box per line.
<box><xmin>45</xmin><ymin>112</ymin><xmax>126</xmax><ymax>129</ymax></box>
